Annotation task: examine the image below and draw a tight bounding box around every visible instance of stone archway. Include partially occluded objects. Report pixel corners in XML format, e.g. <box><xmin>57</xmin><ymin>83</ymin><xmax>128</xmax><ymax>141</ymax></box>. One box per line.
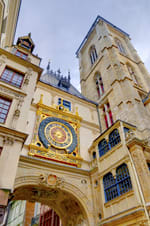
<box><xmin>13</xmin><ymin>173</ymin><xmax>92</xmax><ymax>226</ymax></box>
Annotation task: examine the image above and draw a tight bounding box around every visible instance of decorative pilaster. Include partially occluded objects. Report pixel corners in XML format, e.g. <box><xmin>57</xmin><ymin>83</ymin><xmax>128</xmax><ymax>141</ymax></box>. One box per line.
<box><xmin>22</xmin><ymin>67</ymin><xmax>33</xmax><ymax>91</ymax></box>
<box><xmin>11</xmin><ymin>96</ymin><xmax>24</xmax><ymax>129</ymax></box>
<box><xmin>127</xmin><ymin>139</ymin><xmax>150</xmax><ymax>203</ymax></box>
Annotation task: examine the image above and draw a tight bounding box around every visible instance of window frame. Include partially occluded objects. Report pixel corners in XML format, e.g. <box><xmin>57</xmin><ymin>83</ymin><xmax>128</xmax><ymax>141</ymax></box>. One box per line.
<box><xmin>15</xmin><ymin>49</ymin><xmax>28</xmax><ymax>60</ymax></box>
<box><xmin>116</xmin><ymin>164</ymin><xmax>132</xmax><ymax>196</ymax></box>
<box><xmin>0</xmin><ymin>67</ymin><xmax>24</xmax><ymax>88</ymax></box>
<box><xmin>0</xmin><ymin>96</ymin><xmax>11</xmax><ymax>124</ymax></box>
<box><xmin>103</xmin><ymin>173</ymin><xmax>118</xmax><ymax>202</ymax></box>
<box><xmin>103</xmin><ymin>102</ymin><xmax>113</xmax><ymax>129</ymax></box>
<box><xmin>109</xmin><ymin>129</ymin><xmax>121</xmax><ymax>148</ymax></box>
<box><xmin>103</xmin><ymin>164</ymin><xmax>132</xmax><ymax>202</ymax></box>
<box><xmin>115</xmin><ymin>38</ymin><xmax>126</xmax><ymax>55</ymax></box>
<box><xmin>98</xmin><ymin>139</ymin><xmax>110</xmax><ymax>157</ymax></box>
<box><xmin>95</xmin><ymin>73</ymin><xmax>104</xmax><ymax>99</ymax></box>
<box><xmin>58</xmin><ymin>98</ymin><xmax>71</xmax><ymax>111</ymax></box>
<box><xmin>89</xmin><ymin>45</ymin><xmax>98</xmax><ymax>65</ymax></box>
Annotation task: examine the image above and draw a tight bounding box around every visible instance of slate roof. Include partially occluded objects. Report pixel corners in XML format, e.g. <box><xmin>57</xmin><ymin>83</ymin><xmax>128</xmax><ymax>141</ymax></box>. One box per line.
<box><xmin>76</xmin><ymin>15</ymin><xmax>130</xmax><ymax>57</ymax></box>
<box><xmin>40</xmin><ymin>66</ymin><xmax>97</xmax><ymax>105</ymax></box>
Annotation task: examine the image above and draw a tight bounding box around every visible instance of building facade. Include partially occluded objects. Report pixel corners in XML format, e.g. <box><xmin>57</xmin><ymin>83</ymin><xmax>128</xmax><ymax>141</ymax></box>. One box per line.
<box><xmin>6</xmin><ymin>201</ymin><xmax>61</xmax><ymax>226</ymax></box>
<box><xmin>0</xmin><ymin>2</ymin><xmax>150</xmax><ymax>226</ymax></box>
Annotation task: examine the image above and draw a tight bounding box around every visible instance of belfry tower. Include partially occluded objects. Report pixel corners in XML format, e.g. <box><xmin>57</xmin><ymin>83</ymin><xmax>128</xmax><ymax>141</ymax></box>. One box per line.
<box><xmin>76</xmin><ymin>16</ymin><xmax>150</xmax><ymax>225</ymax></box>
<box><xmin>76</xmin><ymin>16</ymin><xmax>150</xmax><ymax>131</ymax></box>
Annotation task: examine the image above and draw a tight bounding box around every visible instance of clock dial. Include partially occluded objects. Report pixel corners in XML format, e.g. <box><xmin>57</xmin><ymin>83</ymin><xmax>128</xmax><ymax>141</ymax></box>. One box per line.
<box><xmin>38</xmin><ymin>117</ymin><xmax>77</xmax><ymax>153</ymax></box>
<box><xmin>45</xmin><ymin>122</ymin><xmax>72</xmax><ymax>149</ymax></box>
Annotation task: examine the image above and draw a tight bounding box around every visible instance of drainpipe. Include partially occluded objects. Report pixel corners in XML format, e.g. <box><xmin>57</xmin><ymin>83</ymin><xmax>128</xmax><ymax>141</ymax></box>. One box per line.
<box><xmin>96</xmin><ymin>104</ymin><xmax>102</xmax><ymax>133</ymax></box>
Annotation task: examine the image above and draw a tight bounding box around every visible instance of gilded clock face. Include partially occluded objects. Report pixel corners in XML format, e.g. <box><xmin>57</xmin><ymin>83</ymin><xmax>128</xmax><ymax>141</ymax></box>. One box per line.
<box><xmin>38</xmin><ymin>117</ymin><xmax>77</xmax><ymax>153</ymax></box>
<box><xmin>45</xmin><ymin>122</ymin><xmax>72</xmax><ymax>149</ymax></box>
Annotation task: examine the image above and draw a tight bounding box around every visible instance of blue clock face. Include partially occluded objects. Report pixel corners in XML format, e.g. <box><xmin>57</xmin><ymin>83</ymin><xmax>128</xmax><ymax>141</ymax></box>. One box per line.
<box><xmin>38</xmin><ymin>117</ymin><xmax>77</xmax><ymax>154</ymax></box>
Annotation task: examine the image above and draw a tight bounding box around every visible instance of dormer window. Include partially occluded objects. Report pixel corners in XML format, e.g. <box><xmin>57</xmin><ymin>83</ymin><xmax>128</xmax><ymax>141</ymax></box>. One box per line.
<box><xmin>89</xmin><ymin>45</ymin><xmax>98</xmax><ymax>65</ymax></box>
<box><xmin>16</xmin><ymin>33</ymin><xmax>35</xmax><ymax>53</ymax></box>
<box><xmin>15</xmin><ymin>50</ymin><xmax>28</xmax><ymax>60</ymax></box>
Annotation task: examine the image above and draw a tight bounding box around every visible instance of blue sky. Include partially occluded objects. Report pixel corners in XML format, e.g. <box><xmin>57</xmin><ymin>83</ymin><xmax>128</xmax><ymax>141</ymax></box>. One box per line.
<box><xmin>15</xmin><ymin>0</ymin><xmax>150</xmax><ymax>90</ymax></box>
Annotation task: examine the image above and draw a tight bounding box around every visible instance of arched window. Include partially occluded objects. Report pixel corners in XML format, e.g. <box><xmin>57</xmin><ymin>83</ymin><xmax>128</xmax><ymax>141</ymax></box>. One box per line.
<box><xmin>115</xmin><ymin>38</ymin><xmax>126</xmax><ymax>55</ymax></box>
<box><xmin>103</xmin><ymin>173</ymin><xmax>118</xmax><ymax>202</ymax></box>
<box><xmin>103</xmin><ymin>164</ymin><xmax>132</xmax><ymax>202</ymax></box>
<box><xmin>116</xmin><ymin>164</ymin><xmax>132</xmax><ymax>195</ymax></box>
<box><xmin>98</xmin><ymin>139</ymin><xmax>109</xmax><ymax>157</ymax></box>
<box><xmin>126</xmin><ymin>64</ymin><xmax>138</xmax><ymax>84</ymax></box>
<box><xmin>109</xmin><ymin>129</ymin><xmax>121</xmax><ymax>148</ymax></box>
<box><xmin>95</xmin><ymin>73</ymin><xmax>104</xmax><ymax>98</ymax></box>
<box><xmin>103</xmin><ymin>102</ymin><xmax>113</xmax><ymax>129</ymax></box>
<box><xmin>92</xmin><ymin>151</ymin><xmax>96</xmax><ymax>160</ymax></box>
<box><xmin>89</xmin><ymin>46</ymin><xmax>98</xmax><ymax>65</ymax></box>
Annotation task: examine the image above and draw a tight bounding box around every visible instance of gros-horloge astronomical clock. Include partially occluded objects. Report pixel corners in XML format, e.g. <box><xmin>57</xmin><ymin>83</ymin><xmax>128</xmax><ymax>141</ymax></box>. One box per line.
<box><xmin>29</xmin><ymin>94</ymin><xmax>82</xmax><ymax>167</ymax></box>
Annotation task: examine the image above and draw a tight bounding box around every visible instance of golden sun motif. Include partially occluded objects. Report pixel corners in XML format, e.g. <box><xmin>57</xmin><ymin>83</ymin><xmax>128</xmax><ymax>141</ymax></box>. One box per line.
<box><xmin>50</xmin><ymin>127</ymin><xmax>66</xmax><ymax>143</ymax></box>
<box><xmin>44</xmin><ymin>121</ymin><xmax>73</xmax><ymax>149</ymax></box>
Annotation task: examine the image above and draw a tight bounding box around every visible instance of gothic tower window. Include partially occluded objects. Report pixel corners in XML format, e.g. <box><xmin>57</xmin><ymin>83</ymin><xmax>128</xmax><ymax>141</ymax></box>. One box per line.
<box><xmin>89</xmin><ymin>45</ymin><xmax>98</xmax><ymax>65</ymax></box>
<box><xmin>126</xmin><ymin>64</ymin><xmax>138</xmax><ymax>84</ymax></box>
<box><xmin>103</xmin><ymin>103</ymin><xmax>113</xmax><ymax>129</ymax></box>
<box><xmin>109</xmin><ymin>129</ymin><xmax>121</xmax><ymax>148</ymax></box>
<box><xmin>115</xmin><ymin>38</ymin><xmax>126</xmax><ymax>55</ymax></box>
<box><xmin>95</xmin><ymin>73</ymin><xmax>104</xmax><ymax>98</ymax></box>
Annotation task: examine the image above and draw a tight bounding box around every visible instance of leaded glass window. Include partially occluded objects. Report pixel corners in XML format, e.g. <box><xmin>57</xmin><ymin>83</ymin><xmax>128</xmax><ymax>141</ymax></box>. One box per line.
<box><xmin>116</xmin><ymin>164</ymin><xmax>132</xmax><ymax>195</ymax></box>
<box><xmin>98</xmin><ymin>139</ymin><xmax>109</xmax><ymax>157</ymax></box>
<box><xmin>109</xmin><ymin>129</ymin><xmax>121</xmax><ymax>148</ymax></box>
<box><xmin>103</xmin><ymin>173</ymin><xmax>118</xmax><ymax>202</ymax></box>
<box><xmin>103</xmin><ymin>164</ymin><xmax>132</xmax><ymax>202</ymax></box>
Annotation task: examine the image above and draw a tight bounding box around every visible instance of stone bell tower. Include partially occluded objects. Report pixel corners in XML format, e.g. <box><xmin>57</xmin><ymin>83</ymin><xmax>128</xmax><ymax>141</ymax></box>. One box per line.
<box><xmin>76</xmin><ymin>16</ymin><xmax>150</xmax><ymax>132</ymax></box>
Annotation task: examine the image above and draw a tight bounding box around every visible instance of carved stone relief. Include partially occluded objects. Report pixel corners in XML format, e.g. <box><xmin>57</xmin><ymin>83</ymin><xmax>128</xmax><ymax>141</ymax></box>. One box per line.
<box><xmin>39</xmin><ymin>173</ymin><xmax>64</xmax><ymax>189</ymax></box>
<box><xmin>3</xmin><ymin>136</ymin><xmax>14</xmax><ymax>145</ymax></box>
